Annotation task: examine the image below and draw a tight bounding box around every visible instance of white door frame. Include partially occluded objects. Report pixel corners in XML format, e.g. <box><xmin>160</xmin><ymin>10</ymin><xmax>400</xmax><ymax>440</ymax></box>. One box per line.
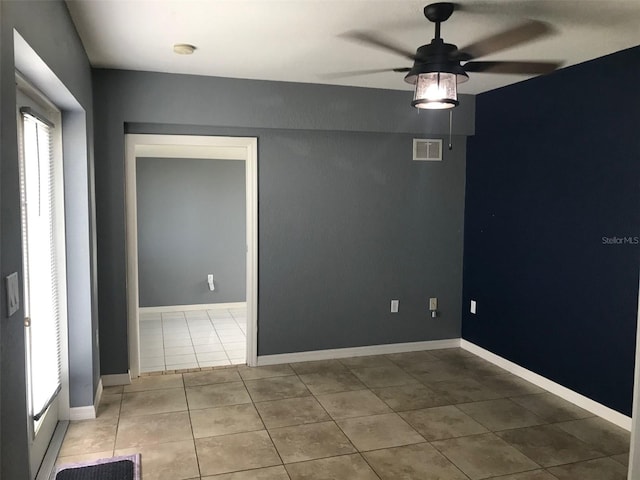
<box><xmin>629</xmin><ymin>279</ymin><xmax>640</xmax><ymax>479</ymax></box>
<box><xmin>124</xmin><ymin>134</ymin><xmax>258</xmax><ymax>377</ymax></box>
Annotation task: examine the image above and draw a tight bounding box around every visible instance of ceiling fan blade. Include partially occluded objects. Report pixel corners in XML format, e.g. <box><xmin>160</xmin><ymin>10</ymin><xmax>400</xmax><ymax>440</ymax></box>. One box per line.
<box><xmin>463</xmin><ymin>61</ymin><xmax>560</xmax><ymax>74</ymax></box>
<box><xmin>319</xmin><ymin>67</ymin><xmax>410</xmax><ymax>80</ymax></box>
<box><xmin>454</xmin><ymin>1</ymin><xmax>639</xmax><ymax>28</ymax></box>
<box><xmin>457</xmin><ymin>20</ymin><xmax>555</xmax><ymax>60</ymax></box>
<box><xmin>340</xmin><ymin>31</ymin><xmax>416</xmax><ymax>61</ymax></box>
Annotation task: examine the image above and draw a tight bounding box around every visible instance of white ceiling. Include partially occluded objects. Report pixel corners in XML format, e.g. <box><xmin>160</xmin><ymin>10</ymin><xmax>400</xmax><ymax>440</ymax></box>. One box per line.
<box><xmin>66</xmin><ymin>0</ymin><xmax>640</xmax><ymax>95</ymax></box>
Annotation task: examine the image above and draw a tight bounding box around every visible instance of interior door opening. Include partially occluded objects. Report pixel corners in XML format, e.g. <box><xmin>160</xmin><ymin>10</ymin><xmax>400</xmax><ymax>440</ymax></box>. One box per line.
<box><xmin>125</xmin><ymin>134</ymin><xmax>258</xmax><ymax>379</ymax></box>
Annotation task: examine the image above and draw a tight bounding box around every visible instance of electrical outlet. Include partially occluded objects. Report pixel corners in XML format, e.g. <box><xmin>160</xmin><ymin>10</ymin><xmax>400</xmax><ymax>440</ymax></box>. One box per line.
<box><xmin>470</xmin><ymin>300</ymin><xmax>477</xmax><ymax>314</ymax></box>
<box><xmin>6</xmin><ymin>272</ymin><xmax>20</xmax><ymax>317</ymax></box>
<box><xmin>390</xmin><ymin>299</ymin><xmax>399</xmax><ymax>313</ymax></box>
<box><xmin>429</xmin><ymin>297</ymin><xmax>438</xmax><ymax>311</ymax></box>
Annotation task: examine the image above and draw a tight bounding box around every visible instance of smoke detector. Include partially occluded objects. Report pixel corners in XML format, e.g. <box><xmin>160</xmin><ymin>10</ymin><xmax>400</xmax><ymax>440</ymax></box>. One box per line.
<box><xmin>173</xmin><ymin>44</ymin><xmax>196</xmax><ymax>55</ymax></box>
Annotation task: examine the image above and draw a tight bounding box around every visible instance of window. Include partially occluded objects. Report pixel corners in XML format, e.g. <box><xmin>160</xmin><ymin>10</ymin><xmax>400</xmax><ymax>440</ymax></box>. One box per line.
<box><xmin>17</xmin><ymin>84</ymin><xmax>64</xmax><ymax>435</ymax></box>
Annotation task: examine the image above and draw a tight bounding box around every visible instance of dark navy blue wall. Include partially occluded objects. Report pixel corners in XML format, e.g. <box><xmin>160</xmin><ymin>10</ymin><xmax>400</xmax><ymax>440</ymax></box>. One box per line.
<box><xmin>463</xmin><ymin>46</ymin><xmax>640</xmax><ymax>416</ymax></box>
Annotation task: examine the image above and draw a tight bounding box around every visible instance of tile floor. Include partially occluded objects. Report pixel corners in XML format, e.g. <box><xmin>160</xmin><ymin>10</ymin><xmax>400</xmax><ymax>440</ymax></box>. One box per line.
<box><xmin>139</xmin><ymin>307</ymin><xmax>247</xmax><ymax>372</ymax></box>
<box><xmin>57</xmin><ymin>348</ymin><xmax>631</xmax><ymax>480</ymax></box>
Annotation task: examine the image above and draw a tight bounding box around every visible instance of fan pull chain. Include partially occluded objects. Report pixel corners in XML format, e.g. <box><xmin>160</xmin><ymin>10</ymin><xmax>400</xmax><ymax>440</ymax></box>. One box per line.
<box><xmin>448</xmin><ymin>110</ymin><xmax>453</xmax><ymax>150</ymax></box>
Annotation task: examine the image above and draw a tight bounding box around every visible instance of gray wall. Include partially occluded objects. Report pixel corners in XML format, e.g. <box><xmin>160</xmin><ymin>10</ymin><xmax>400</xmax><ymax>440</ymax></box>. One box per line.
<box><xmin>1</xmin><ymin>1</ymin><xmax>98</xmax><ymax>478</ymax></box>
<box><xmin>94</xmin><ymin>68</ymin><xmax>475</xmax><ymax>374</ymax></box>
<box><xmin>137</xmin><ymin>157</ymin><xmax>246</xmax><ymax>307</ymax></box>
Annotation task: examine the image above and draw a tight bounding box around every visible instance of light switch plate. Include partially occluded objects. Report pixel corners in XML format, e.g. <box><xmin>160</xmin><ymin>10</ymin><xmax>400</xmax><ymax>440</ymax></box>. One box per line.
<box><xmin>470</xmin><ymin>300</ymin><xmax>477</xmax><ymax>314</ymax></box>
<box><xmin>390</xmin><ymin>299</ymin><xmax>399</xmax><ymax>313</ymax></box>
<box><xmin>6</xmin><ymin>272</ymin><xmax>20</xmax><ymax>317</ymax></box>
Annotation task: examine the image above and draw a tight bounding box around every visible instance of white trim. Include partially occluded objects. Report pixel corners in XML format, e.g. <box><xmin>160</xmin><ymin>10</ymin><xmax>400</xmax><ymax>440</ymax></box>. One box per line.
<box><xmin>136</xmin><ymin>144</ymin><xmax>247</xmax><ymax>160</ymax></box>
<box><xmin>125</xmin><ymin>136</ymin><xmax>140</xmax><ymax>378</ymax></box>
<box><xmin>69</xmin><ymin>406</ymin><xmax>96</xmax><ymax>421</ymax></box>
<box><xmin>460</xmin><ymin>339</ymin><xmax>632</xmax><ymax>431</ymax></box>
<box><xmin>139</xmin><ymin>302</ymin><xmax>246</xmax><ymax>314</ymax></box>
<box><xmin>628</xmin><ymin>279</ymin><xmax>640</xmax><ymax>479</ymax></box>
<box><xmin>125</xmin><ymin>134</ymin><xmax>258</xmax><ymax>376</ymax></box>
<box><xmin>101</xmin><ymin>372</ymin><xmax>131</xmax><ymax>387</ymax></box>
<box><xmin>94</xmin><ymin>378</ymin><xmax>103</xmax><ymax>413</ymax></box>
<box><xmin>257</xmin><ymin>339</ymin><xmax>461</xmax><ymax>366</ymax></box>
<box><xmin>70</xmin><ymin>379</ymin><xmax>104</xmax><ymax>421</ymax></box>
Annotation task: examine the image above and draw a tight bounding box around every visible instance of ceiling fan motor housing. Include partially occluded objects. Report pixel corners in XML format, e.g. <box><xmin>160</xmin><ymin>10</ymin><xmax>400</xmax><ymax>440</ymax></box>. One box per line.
<box><xmin>424</xmin><ymin>2</ymin><xmax>455</xmax><ymax>23</ymax></box>
<box><xmin>404</xmin><ymin>41</ymin><xmax>468</xmax><ymax>85</ymax></box>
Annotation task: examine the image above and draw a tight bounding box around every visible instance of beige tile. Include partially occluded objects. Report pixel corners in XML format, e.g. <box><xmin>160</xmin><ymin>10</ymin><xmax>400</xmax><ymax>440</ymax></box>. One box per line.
<box><xmin>337</xmin><ymin>413</ymin><xmax>424</xmax><ymax>451</ymax></box>
<box><xmin>384</xmin><ymin>350</ymin><xmax>440</xmax><ymax>371</ymax></box>
<box><xmin>339</xmin><ymin>355</ymin><xmax>396</xmax><ymax>369</ymax></box>
<box><xmin>116</xmin><ymin>439</ymin><xmax>199</xmax><ymax>480</ymax></box>
<box><xmin>547</xmin><ymin>457</ymin><xmax>628</xmax><ymax>480</ymax></box>
<box><xmin>255</xmin><ymin>396</ymin><xmax>330</xmax><ymax>428</ymax></box>
<box><xmin>190</xmin><ymin>404</ymin><xmax>264</xmax><ymax>438</ymax></box>
<box><xmin>555</xmin><ymin>416</ymin><xmax>630</xmax><ymax>456</ymax></box>
<box><xmin>510</xmin><ymin>392</ymin><xmax>593</xmax><ymax>423</ymax></box>
<box><xmin>487</xmin><ymin>471</ymin><xmax>559</xmax><ymax>480</ymax></box>
<box><xmin>56</xmin><ymin>450</ymin><xmax>114</xmax><ymax>466</ymax></box>
<box><xmin>349</xmin><ymin>365</ymin><xmax>418</xmax><ymax>388</ymax></box>
<box><xmin>611</xmin><ymin>452</ymin><xmax>629</xmax><ymax>467</ymax></box>
<box><xmin>363</xmin><ymin>442</ymin><xmax>468</xmax><ymax>480</ymax></box>
<box><xmin>288</xmin><ymin>359</ymin><xmax>347</xmax><ymax>375</ymax></box>
<box><xmin>183</xmin><ymin>368</ymin><xmax>242</xmax><ymax>387</ymax></box>
<box><xmin>186</xmin><ymin>381</ymin><xmax>251</xmax><ymax>410</ymax></box>
<box><xmin>431</xmin><ymin>433</ymin><xmax>540</xmax><ymax>480</ymax></box>
<box><xmin>245</xmin><ymin>375</ymin><xmax>311</xmax><ymax>402</ymax></box>
<box><xmin>123</xmin><ymin>373</ymin><xmax>184</xmax><ymax>392</ymax></box>
<box><xmin>269</xmin><ymin>421</ymin><xmax>356</xmax><ymax>463</ymax></box>
<box><xmin>457</xmin><ymin>398</ymin><xmax>545</xmax><ymax>431</ymax></box>
<box><xmin>372</xmin><ymin>383</ymin><xmax>451</xmax><ymax>411</ymax></box>
<box><xmin>428</xmin><ymin>377</ymin><xmax>502</xmax><ymax>403</ymax></box>
<box><xmin>96</xmin><ymin>393</ymin><xmax>122</xmax><ymax>419</ymax></box>
<box><xmin>103</xmin><ymin>385</ymin><xmax>124</xmax><ymax>394</ymax></box>
<box><xmin>315</xmin><ymin>390</ymin><xmax>391</xmax><ymax>419</ymax></box>
<box><xmin>497</xmin><ymin>424</ymin><xmax>604</xmax><ymax>467</ymax></box>
<box><xmin>202</xmin><ymin>465</ymin><xmax>290</xmax><ymax>480</ymax></box>
<box><xmin>479</xmin><ymin>373</ymin><xmax>545</xmax><ymax>396</ymax></box>
<box><xmin>429</xmin><ymin>348</ymin><xmax>475</xmax><ymax>360</ymax></box>
<box><xmin>59</xmin><ymin>418</ymin><xmax>117</xmax><ymax>456</ymax></box>
<box><xmin>454</xmin><ymin>356</ymin><xmax>510</xmax><ymax>377</ymax></box>
<box><xmin>298</xmin><ymin>370</ymin><xmax>366</xmax><ymax>395</ymax></box>
<box><xmin>285</xmin><ymin>454</ymin><xmax>379</xmax><ymax>480</ymax></box>
<box><xmin>238</xmin><ymin>364</ymin><xmax>295</xmax><ymax>380</ymax></box>
<box><xmin>121</xmin><ymin>387</ymin><xmax>187</xmax><ymax>416</ymax></box>
<box><xmin>196</xmin><ymin>430</ymin><xmax>281</xmax><ymax>476</ymax></box>
<box><xmin>115</xmin><ymin>411</ymin><xmax>192</xmax><ymax>448</ymax></box>
<box><xmin>411</xmin><ymin>362</ymin><xmax>470</xmax><ymax>383</ymax></box>
<box><xmin>399</xmin><ymin>405</ymin><xmax>488</xmax><ymax>441</ymax></box>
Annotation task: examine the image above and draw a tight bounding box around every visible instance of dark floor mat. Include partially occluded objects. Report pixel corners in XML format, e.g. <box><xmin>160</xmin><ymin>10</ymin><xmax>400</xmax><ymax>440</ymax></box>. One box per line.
<box><xmin>55</xmin><ymin>459</ymin><xmax>134</xmax><ymax>480</ymax></box>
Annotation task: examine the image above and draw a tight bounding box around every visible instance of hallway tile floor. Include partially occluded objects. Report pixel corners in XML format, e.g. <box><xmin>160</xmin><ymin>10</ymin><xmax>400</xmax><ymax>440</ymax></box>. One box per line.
<box><xmin>57</xmin><ymin>348</ymin><xmax>630</xmax><ymax>480</ymax></box>
<box><xmin>139</xmin><ymin>307</ymin><xmax>247</xmax><ymax>372</ymax></box>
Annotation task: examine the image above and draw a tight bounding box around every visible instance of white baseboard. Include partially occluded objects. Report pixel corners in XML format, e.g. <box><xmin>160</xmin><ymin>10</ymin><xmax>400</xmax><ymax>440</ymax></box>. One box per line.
<box><xmin>460</xmin><ymin>339</ymin><xmax>632</xmax><ymax>431</ymax></box>
<box><xmin>69</xmin><ymin>405</ymin><xmax>96</xmax><ymax>421</ymax></box>
<box><xmin>102</xmin><ymin>371</ymin><xmax>132</xmax><ymax>386</ymax></box>
<box><xmin>69</xmin><ymin>378</ymin><xmax>103</xmax><ymax>421</ymax></box>
<box><xmin>94</xmin><ymin>378</ymin><xmax>103</xmax><ymax>412</ymax></box>
<box><xmin>139</xmin><ymin>302</ymin><xmax>246</xmax><ymax>314</ymax></box>
<box><xmin>257</xmin><ymin>339</ymin><xmax>461</xmax><ymax>366</ymax></box>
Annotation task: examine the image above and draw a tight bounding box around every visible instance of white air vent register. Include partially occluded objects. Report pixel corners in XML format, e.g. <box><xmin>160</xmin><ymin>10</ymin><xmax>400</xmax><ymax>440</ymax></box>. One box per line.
<box><xmin>413</xmin><ymin>138</ymin><xmax>443</xmax><ymax>161</ymax></box>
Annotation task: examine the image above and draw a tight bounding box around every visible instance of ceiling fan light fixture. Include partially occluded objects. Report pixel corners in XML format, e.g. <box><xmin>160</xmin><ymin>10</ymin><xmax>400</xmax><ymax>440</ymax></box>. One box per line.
<box><xmin>411</xmin><ymin>71</ymin><xmax>458</xmax><ymax>109</ymax></box>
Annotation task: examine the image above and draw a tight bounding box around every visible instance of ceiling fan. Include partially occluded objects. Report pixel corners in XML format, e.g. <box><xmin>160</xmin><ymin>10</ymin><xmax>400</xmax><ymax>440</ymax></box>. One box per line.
<box><xmin>342</xmin><ymin>2</ymin><xmax>560</xmax><ymax>109</ymax></box>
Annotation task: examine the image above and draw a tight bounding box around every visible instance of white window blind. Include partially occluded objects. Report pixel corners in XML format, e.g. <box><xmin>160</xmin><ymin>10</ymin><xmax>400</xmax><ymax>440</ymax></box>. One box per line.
<box><xmin>18</xmin><ymin>108</ymin><xmax>62</xmax><ymax>425</ymax></box>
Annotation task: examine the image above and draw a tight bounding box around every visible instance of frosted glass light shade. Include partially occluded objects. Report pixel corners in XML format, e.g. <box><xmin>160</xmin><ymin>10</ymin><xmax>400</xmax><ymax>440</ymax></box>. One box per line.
<box><xmin>412</xmin><ymin>72</ymin><xmax>458</xmax><ymax>109</ymax></box>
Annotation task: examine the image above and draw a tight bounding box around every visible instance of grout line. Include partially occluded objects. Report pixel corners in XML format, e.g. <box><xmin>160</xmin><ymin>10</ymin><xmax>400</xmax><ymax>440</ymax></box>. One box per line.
<box><xmin>238</xmin><ymin>370</ymin><xmax>288</xmax><ymax>472</ymax></box>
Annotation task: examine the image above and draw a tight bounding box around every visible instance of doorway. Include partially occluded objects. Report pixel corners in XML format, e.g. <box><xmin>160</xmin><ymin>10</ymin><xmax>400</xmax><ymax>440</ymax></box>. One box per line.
<box><xmin>17</xmin><ymin>78</ymin><xmax>69</xmax><ymax>479</ymax></box>
<box><xmin>125</xmin><ymin>134</ymin><xmax>258</xmax><ymax>377</ymax></box>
